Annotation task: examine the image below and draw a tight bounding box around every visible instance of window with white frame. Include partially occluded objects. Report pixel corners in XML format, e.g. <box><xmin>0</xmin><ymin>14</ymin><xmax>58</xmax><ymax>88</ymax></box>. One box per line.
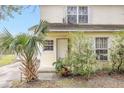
<box><xmin>79</xmin><ymin>6</ymin><xmax>88</xmax><ymax>23</ymax></box>
<box><xmin>95</xmin><ymin>37</ymin><xmax>108</xmax><ymax>61</ymax></box>
<box><xmin>67</xmin><ymin>6</ymin><xmax>88</xmax><ymax>24</ymax></box>
<box><xmin>67</xmin><ymin>6</ymin><xmax>77</xmax><ymax>24</ymax></box>
<box><xmin>44</xmin><ymin>40</ymin><xmax>54</xmax><ymax>51</ymax></box>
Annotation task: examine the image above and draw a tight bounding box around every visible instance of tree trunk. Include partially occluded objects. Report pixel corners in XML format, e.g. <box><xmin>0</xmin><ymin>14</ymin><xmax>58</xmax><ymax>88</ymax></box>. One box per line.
<box><xmin>20</xmin><ymin>57</ymin><xmax>39</xmax><ymax>82</ymax></box>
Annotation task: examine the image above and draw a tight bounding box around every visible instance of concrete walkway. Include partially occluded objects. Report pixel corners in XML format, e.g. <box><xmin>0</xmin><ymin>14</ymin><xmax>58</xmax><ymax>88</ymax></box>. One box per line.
<box><xmin>0</xmin><ymin>62</ymin><xmax>57</xmax><ymax>88</ymax></box>
<box><xmin>0</xmin><ymin>62</ymin><xmax>21</xmax><ymax>88</ymax></box>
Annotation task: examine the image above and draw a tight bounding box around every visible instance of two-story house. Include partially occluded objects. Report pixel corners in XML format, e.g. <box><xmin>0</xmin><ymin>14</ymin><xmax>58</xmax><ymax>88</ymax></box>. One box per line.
<box><xmin>38</xmin><ymin>5</ymin><xmax>124</xmax><ymax>70</ymax></box>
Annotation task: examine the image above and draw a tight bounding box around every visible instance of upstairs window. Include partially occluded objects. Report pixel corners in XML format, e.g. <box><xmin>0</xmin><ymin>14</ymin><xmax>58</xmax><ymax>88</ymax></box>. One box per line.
<box><xmin>67</xmin><ymin>6</ymin><xmax>88</xmax><ymax>24</ymax></box>
<box><xmin>44</xmin><ymin>40</ymin><xmax>54</xmax><ymax>51</ymax></box>
<box><xmin>95</xmin><ymin>37</ymin><xmax>108</xmax><ymax>61</ymax></box>
<box><xmin>67</xmin><ymin>6</ymin><xmax>77</xmax><ymax>24</ymax></box>
<box><xmin>79</xmin><ymin>6</ymin><xmax>88</xmax><ymax>23</ymax></box>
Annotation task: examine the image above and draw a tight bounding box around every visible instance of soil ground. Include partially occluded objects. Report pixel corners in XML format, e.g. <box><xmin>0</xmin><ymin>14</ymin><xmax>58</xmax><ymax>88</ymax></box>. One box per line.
<box><xmin>12</xmin><ymin>71</ymin><xmax>124</xmax><ymax>88</ymax></box>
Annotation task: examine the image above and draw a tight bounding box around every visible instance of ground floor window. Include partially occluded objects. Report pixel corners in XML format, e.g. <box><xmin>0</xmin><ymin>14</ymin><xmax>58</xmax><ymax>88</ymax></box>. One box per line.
<box><xmin>95</xmin><ymin>37</ymin><xmax>108</xmax><ymax>61</ymax></box>
<box><xmin>44</xmin><ymin>40</ymin><xmax>54</xmax><ymax>51</ymax></box>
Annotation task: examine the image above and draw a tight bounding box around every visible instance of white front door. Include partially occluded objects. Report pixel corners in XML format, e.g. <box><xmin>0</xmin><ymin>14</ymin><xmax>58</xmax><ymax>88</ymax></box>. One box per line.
<box><xmin>57</xmin><ymin>39</ymin><xmax>68</xmax><ymax>59</ymax></box>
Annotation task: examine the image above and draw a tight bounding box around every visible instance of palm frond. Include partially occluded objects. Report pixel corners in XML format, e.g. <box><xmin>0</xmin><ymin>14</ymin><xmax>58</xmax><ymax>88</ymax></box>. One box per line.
<box><xmin>10</xmin><ymin>33</ymin><xmax>30</xmax><ymax>54</ymax></box>
<box><xmin>29</xmin><ymin>20</ymin><xmax>48</xmax><ymax>36</ymax></box>
<box><xmin>0</xmin><ymin>20</ymin><xmax>48</xmax><ymax>82</ymax></box>
<box><xmin>0</xmin><ymin>28</ymin><xmax>14</xmax><ymax>54</ymax></box>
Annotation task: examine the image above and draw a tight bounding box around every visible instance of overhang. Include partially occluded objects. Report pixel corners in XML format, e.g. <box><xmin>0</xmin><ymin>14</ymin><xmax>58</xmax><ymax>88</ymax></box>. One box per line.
<box><xmin>47</xmin><ymin>23</ymin><xmax>124</xmax><ymax>32</ymax></box>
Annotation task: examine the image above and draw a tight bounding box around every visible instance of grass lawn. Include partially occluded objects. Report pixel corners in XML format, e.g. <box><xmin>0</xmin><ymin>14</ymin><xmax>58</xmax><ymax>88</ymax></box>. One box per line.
<box><xmin>0</xmin><ymin>55</ymin><xmax>16</xmax><ymax>67</ymax></box>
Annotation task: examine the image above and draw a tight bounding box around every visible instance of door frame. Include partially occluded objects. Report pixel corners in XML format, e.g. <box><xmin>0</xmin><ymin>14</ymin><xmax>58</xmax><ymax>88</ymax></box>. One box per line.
<box><xmin>56</xmin><ymin>38</ymin><xmax>69</xmax><ymax>60</ymax></box>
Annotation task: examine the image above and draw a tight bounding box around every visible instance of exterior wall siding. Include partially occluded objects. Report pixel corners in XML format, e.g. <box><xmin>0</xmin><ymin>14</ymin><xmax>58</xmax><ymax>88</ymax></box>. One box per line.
<box><xmin>39</xmin><ymin>32</ymin><xmax>115</xmax><ymax>69</ymax></box>
<box><xmin>41</xmin><ymin>5</ymin><xmax>124</xmax><ymax>24</ymax></box>
<box><xmin>39</xmin><ymin>32</ymin><xmax>69</xmax><ymax>69</ymax></box>
<box><xmin>41</xmin><ymin>5</ymin><xmax>66</xmax><ymax>23</ymax></box>
<box><xmin>39</xmin><ymin>5</ymin><xmax>122</xmax><ymax>69</ymax></box>
<box><xmin>90</xmin><ymin>6</ymin><xmax>124</xmax><ymax>24</ymax></box>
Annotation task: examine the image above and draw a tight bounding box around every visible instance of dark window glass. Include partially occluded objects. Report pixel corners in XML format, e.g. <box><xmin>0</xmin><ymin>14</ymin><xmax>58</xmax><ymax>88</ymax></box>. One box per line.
<box><xmin>67</xmin><ymin>15</ymin><xmax>77</xmax><ymax>24</ymax></box>
<box><xmin>44</xmin><ymin>40</ymin><xmax>54</xmax><ymax>51</ymax></box>
<box><xmin>95</xmin><ymin>37</ymin><xmax>108</xmax><ymax>61</ymax></box>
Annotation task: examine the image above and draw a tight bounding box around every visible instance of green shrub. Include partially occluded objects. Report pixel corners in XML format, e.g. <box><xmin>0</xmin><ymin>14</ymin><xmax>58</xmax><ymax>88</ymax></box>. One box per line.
<box><xmin>110</xmin><ymin>32</ymin><xmax>124</xmax><ymax>73</ymax></box>
<box><xmin>53</xmin><ymin>32</ymin><xmax>97</xmax><ymax>78</ymax></box>
<box><xmin>95</xmin><ymin>62</ymin><xmax>112</xmax><ymax>72</ymax></box>
<box><xmin>68</xmin><ymin>32</ymin><xmax>96</xmax><ymax>78</ymax></box>
<box><xmin>53</xmin><ymin>58</ymin><xmax>71</xmax><ymax>77</ymax></box>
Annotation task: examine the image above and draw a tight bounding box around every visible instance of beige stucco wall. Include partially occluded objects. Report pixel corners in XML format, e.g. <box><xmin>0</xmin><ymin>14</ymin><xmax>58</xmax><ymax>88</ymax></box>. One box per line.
<box><xmin>41</xmin><ymin>5</ymin><xmax>124</xmax><ymax>24</ymax></box>
<box><xmin>41</xmin><ymin>5</ymin><xmax>66</xmax><ymax>23</ymax></box>
<box><xmin>90</xmin><ymin>6</ymin><xmax>124</xmax><ymax>24</ymax></box>
<box><xmin>39</xmin><ymin>32</ymin><xmax>68</xmax><ymax>69</ymax></box>
<box><xmin>39</xmin><ymin>32</ymin><xmax>116</xmax><ymax>69</ymax></box>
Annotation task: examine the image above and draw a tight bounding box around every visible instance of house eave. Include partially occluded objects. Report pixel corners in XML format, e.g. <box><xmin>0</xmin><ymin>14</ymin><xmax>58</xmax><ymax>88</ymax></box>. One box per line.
<box><xmin>47</xmin><ymin>23</ymin><xmax>124</xmax><ymax>32</ymax></box>
<box><xmin>29</xmin><ymin>23</ymin><xmax>124</xmax><ymax>32</ymax></box>
<box><xmin>49</xmin><ymin>29</ymin><xmax>121</xmax><ymax>32</ymax></box>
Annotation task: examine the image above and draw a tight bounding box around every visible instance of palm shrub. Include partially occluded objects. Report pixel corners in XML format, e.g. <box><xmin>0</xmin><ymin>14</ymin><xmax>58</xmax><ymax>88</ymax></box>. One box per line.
<box><xmin>0</xmin><ymin>21</ymin><xmax>48</xmax><ymax>82</ymax></box>
<box><xmin>110</xmin><ymin>32</ymin><xmax>124</xmax><ymax>73</ymax></box>
<box><xmin>53</xmin><ymin>58</ymin><xmax>71</xmax><ymax>77</ymax></box>
<box><xmin>68</xmin><ymin>32</ymin><xmax>96</xmax><ymax>78</ymax></box>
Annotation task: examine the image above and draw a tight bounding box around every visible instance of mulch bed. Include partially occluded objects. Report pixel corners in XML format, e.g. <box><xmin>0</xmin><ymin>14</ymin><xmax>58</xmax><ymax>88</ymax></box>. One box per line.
<box><xmin>11</xmin><ymin>71</ymin><xmax>124</xmax><ymax>88</ymax></box>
